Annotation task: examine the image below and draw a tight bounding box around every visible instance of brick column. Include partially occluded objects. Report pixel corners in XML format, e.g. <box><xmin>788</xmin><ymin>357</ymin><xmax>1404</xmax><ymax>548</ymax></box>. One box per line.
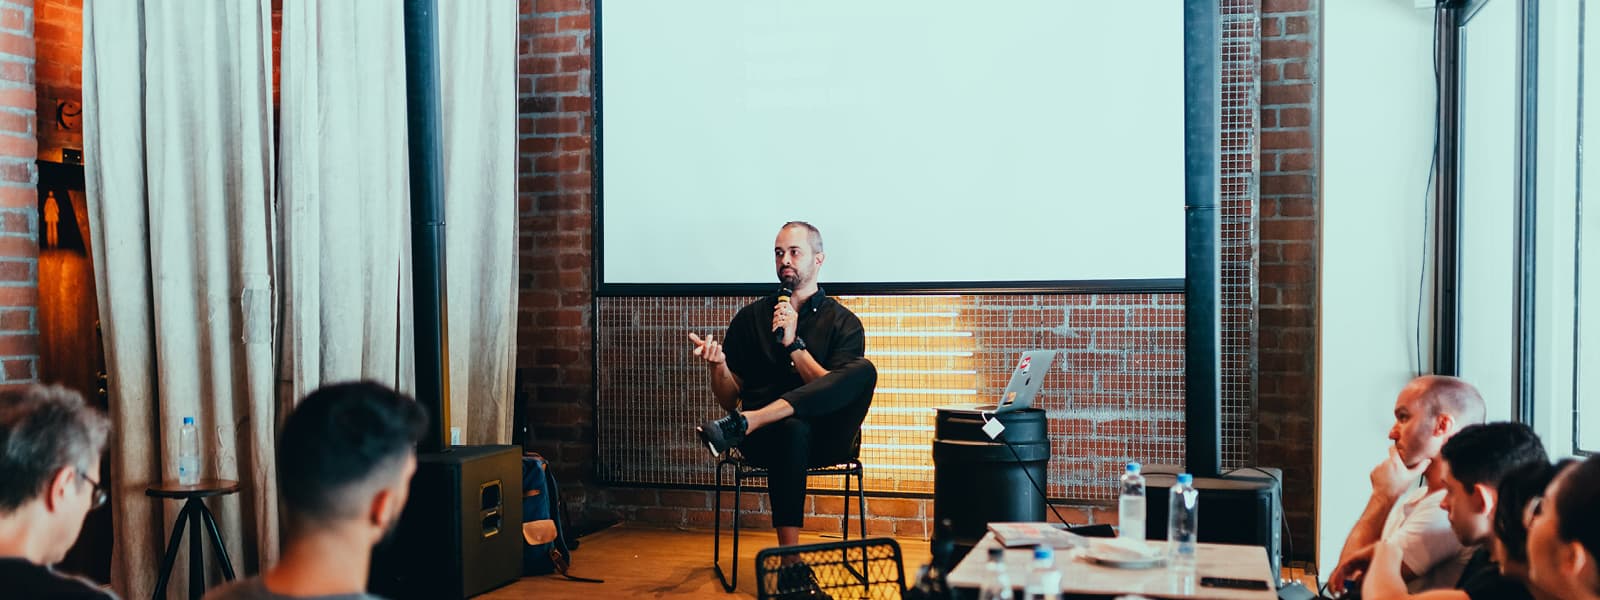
<box><xmin>1257</xmin><ymin>0</ymin><xmax>1319</xmax><ymax>562</ymax></box>
<box><xmin>0</xmin><ymin>0</ymin><xmax>38</xmax><ymax>389</ymax></box>
<box><xmin>518</xmin><ymin>0</ymin><xmax>597</xmax><ymax>507</ymax></box>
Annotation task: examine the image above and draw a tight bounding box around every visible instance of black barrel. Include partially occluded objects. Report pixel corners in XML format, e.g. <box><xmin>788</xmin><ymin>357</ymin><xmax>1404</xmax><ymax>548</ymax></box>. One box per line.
<box><xmin>931</xmin><ymin>406</ymin><xmax>1050</xmax><ymax>560</ymax></box>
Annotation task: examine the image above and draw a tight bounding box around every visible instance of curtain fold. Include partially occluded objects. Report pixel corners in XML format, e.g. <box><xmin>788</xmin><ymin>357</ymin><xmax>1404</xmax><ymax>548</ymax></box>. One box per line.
<box><xmin>439</xmin><ymin>0</ymin><xmax>519</xmax><ymax>444</ymax></box>
<box><xmin>84</xmin><ymin>1</ymin><xmax>278</xmax><ymax>598</ymax></box>
<box><xmin>279</xmin><ymin>0</ymin><xmax>413</xmax><ymax>403</ymax></box>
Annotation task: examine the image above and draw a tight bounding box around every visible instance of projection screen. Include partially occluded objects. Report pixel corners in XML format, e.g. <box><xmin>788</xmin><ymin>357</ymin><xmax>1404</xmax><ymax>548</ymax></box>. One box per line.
<box><xmin>596</xmin><ymin>0</ymin><xmax>1187</xmax><ymax>289</ymax></box>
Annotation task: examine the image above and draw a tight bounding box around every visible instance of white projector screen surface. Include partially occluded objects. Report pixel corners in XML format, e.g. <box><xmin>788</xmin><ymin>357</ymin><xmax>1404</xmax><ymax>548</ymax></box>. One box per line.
<box><xmin>598</xmin><ymin>1</ymin><xmax>1187</xmax><ymax>286</ymax></box>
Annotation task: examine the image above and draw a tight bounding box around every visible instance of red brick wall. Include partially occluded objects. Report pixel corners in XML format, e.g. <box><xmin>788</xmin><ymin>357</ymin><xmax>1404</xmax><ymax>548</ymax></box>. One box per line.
<box><xmin>32</xmin><ymin>0</ymin><xmax>73</xmax><ymax>162</ymax></box>
<box><xmin>0</xmin><ymin>0</ymin><xmax>39</xmax><ymax>389</ymax></box>
<box><xmin>517</xmin><ymin>0</ymin><xmax>598</xmax><ymax>505</ymax></box>
<box><xmin>1257</xmin><ymin>0</ymin><xmax>1318</xmax><ymax>562</ymax></box>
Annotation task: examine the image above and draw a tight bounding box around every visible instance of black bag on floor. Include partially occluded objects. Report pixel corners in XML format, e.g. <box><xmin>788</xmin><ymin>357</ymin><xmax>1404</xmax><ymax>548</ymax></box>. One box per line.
<box><xmin>522</xmin><ymin>452</ymin><xmax>602</xmax><ymax>582</ymax></box>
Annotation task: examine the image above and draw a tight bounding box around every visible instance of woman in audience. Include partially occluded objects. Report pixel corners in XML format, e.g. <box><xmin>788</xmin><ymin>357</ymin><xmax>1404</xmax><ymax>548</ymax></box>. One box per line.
<box><xmin>1526</xmin><ymin>456</ymin><xmax>1600</xmax><ymax>600</ymax></box>
<box><xmin>1492</xmin><ymin>460</ymin><xmax>1571</xmax><ymax>600</ymax></box>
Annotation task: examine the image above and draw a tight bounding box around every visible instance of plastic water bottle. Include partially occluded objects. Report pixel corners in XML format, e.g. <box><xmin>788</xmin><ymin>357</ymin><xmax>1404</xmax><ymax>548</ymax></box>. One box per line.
<box><xmin>1022</xmin><ymin>545</ymin><xmax>1059</xmax><ymax>600</ymax></box>
<box><xmin>1118</xmin><ymin>462</ymin><xmax>1146</xmax><ymax>541</ymax></box>
<box><xmin>178</xmin><ymin>417</ymin><xmax>200</xmax><ymax>485</ymax></box>
<box><xmin>1167</xmin><ymin>473</ymin><xmax>1198</xmax><ymax>569</ymax></box>
<box><xmin>978</xmin><ymin>547</ymin><xmax>1014</xmax><ymax>600</ymax></box>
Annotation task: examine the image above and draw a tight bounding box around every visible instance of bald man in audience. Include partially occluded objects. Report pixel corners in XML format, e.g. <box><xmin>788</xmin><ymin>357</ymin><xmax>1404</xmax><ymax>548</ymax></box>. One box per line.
<box><xmin>1361</xmin><ymin>422</ymin><xmax>1548</xmax><ymax>600</ymax></box>
<box><xmin>1329</xmin><ymin>375</ymin><xmax>1486</xmax><ymax>594</ymax></box>
<box><xmin>0</xmin><ymin>384</ymin><xmax>116</xmax><ymax>600</ymax></box>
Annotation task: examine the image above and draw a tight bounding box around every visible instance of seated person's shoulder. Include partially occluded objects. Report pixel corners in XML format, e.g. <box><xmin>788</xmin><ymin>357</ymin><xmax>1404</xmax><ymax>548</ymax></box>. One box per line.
<box><xmin>1456</xmin><ymin>549</ymin><xmax>1535</xmax><ymax>600</ymax></box>
<box><xmin>0</xmin><ymin>558</ymin><xmax>118</xmax><ymax>599</ymax></box>
<box><xmin>202</xmin><ymin>577</ymin><xmax>388</xmax><ymax>600</ymax></box>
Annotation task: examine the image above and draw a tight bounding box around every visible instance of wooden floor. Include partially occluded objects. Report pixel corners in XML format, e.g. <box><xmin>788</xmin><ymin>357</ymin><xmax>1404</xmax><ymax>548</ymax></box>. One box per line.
<box><xmin>479</xmin><ymin>525</ymin><xmax>932</xmax><ymax>599</ymax></box>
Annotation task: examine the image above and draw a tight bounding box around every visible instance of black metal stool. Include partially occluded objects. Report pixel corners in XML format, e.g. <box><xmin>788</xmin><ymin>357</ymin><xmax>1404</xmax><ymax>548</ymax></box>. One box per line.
<box><xmin>146</xmin><ymin>479</ymin><xmax>239</xmax><ymax>600</ymax></box>
<box><xmin>712</xmin><ymin>449</ymin><xmax>867</xmax><ymax>593</ymax></box>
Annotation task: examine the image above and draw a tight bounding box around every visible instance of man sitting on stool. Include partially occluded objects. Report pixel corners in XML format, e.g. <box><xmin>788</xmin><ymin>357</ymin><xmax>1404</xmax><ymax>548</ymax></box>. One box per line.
<box><xmin>0</xmin><ymin>384</ymin><xmax>115</xmax><ymax>600</ymax></box>
<box><xmin>691</xmin><ymin>221</ymin><xmax>877</xmax><ymax>549</ymax></box>
<box><xmin>205</xmin><ymin>382</ymin><xmax>425</xmax><ymax>600</ymax></box>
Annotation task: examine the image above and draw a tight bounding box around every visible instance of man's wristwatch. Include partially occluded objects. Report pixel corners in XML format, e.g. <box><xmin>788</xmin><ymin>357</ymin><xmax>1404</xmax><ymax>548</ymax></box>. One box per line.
<box><xmin>784</xmin><ymin>337</ymin><xmax>807</xmax><ymax>354</ymax></box>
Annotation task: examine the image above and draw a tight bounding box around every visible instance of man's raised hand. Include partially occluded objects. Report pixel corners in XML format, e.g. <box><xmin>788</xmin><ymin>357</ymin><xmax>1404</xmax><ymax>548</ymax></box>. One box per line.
<box><xmin>1370</xmin><ymin>446</ymin><xmax>1430</xmax><ymax>502</ymax></box>
<box><xmin>771</xmin><ymin>302</ymin><xmax>798</xmax><ymax>347</ymax></box>
<box><xmin>688</xmin><ymin>332</ymin><xmax>726</xmax><ymax>367</ymax></box>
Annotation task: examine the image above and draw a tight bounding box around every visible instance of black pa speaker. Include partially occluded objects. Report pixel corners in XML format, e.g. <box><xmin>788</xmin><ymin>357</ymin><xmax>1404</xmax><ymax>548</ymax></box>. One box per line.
<box><xmin>1144</xmin><ymin>467</ymin><xmax>1283</xmax><ymax>578</ymax></box>
<box><xmin>370</xmin><ymin>445</ymin><xmax>524</xmax><ymax>599</ymax></box>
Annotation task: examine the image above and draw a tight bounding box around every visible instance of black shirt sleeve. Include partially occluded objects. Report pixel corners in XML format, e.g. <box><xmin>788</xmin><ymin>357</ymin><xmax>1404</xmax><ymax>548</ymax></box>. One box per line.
<box><xmin>1457</xmin><ymin>549</ymin><xmax>1535</xmax><ymax>600</ymax></box>
<box><xmin>820</xmin><ymin>310</ymin><xmax>866</xmax><ymax>371</ymax></box>
<box><xmin>1463</xmin><ymin>576</ymin><xmax>1534</xmax><ymax>600</ymax></box>
<box><xmin>723</xmin><ymin>303</ymin><xmax>756</xmax><ymax>381</ymax></box>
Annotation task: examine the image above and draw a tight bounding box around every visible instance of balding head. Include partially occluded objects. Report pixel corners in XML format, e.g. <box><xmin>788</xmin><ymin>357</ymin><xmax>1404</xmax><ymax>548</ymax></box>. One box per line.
<box><xmin>1405</xmin><ymin>375</ymin><xmax>1485</xmax><ymax>429</ymax></box>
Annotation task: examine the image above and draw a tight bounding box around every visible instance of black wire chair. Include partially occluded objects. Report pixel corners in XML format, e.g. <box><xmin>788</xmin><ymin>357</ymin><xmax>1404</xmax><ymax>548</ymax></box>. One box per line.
<box><xmin>754</xmin><ymin>537</ymin><xmax>906</xmax><ymax>600</ymax></box>
<box><xmin>711</xmin><ymin>439</ymin><xmax>867</xmax><ymax>593</ymax></box>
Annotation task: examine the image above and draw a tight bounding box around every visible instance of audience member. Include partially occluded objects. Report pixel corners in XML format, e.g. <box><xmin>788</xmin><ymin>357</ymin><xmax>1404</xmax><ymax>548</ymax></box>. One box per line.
<box><xmin>1491</xmin><ymin>459</ymin><xmax>1574</xmax><ymax>600</ymax></box>
<box><xmin>1361</xmin><ymin>422</ymin><xmax>1547</xmax><ymax>600</ymax></box>
<box><xmin>1330</xmin><ymin>376</ymin><xmax>1486</xmax><ymax>594</ymax></box>
<box><xmin>204</xmin><ymin>381</ymin><xmax>425</xmax><ymax>600</ymax></box>
<box><xmin>0</xmin><ymin>384</ymin><xmax>116</xmax><ymax>600</ymax></box>
<box><xmin>1526</xmin><ymin>455</ymin><xmax>1600</xmax><ymax>600</ymax></box>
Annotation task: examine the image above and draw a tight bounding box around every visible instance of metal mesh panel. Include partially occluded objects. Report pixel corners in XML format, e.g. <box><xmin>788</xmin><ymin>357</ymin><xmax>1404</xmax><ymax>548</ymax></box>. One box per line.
<box><xmin>1219</xmin><ymin>0</ymin><xmax>1261</xmax><ymax>471</ymax></box>
<box><xmin>597</xmin><ymin>294</ymin><xmax>1187</xmax><ymax>501</ymax></box>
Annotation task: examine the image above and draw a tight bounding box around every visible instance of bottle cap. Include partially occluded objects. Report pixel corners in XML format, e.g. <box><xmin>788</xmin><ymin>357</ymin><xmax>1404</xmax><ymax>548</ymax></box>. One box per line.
<box><xmin>988</xmin><ymin>547</ymin><xmax>1005</xmax><ymax>561</ymax></box>
<box><xmin>1126</xmin><ymin>462</ymin><xmax>1140</xmax><ymax>473</ymax></box>
<box><xmin>1177</xmin><ymin>473</ymin><xmax>1193</xmax><ymax>485</ymax></box>
<box><xmin>1033</xmin><ymin>545</ymin><xmax>1053</xmax><ymax>560</ymax></box>
<box><xmin>183</xmin><ymin>416</ymin><xmax>194</xmax><ymax>425</ymax></box>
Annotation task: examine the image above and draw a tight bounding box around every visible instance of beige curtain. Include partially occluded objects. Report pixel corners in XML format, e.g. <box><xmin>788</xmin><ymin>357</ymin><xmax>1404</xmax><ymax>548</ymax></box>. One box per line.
<box><xmin>83</xmin><ymin>1</ymin><xmax>278</xmax><ymax>599</ymax></box>
<box><xmin>439</xmin><ymin>0</ymin><xmax>518</xmax><ymax>444</ymax></box>
<box><xmin>280</xmin><ymin>0</ymin><xmax>518</xmax><ymax>443</ymax></box>
<box><xmin>279</xmin><ymin>0</ymin><xmax>415</xmax><ymax>400</ymax></box>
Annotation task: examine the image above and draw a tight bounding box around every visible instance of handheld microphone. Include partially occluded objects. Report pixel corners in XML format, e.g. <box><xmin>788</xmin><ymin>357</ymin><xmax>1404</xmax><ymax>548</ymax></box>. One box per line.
<box><xmin>774</xmin><ymin>285</ymin><xmax>794</xmax><ymax>343</ymax></box>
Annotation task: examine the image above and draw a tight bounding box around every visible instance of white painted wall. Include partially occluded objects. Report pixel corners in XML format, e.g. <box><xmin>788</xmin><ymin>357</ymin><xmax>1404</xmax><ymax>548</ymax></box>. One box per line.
<box><xmin>1531</xmin><ymin>0</ymin><xmax>1584</xmax><ymax>458</ymax></box>
<box><xmin>1320</xmin><ymin>0</ymin><xmax>1438</xmax><ymax>576</ymax></box>
<box><xmin>1457</xmin><ymin>0</ymin><xmax>1519</xmax><ymax>422</ymax></box>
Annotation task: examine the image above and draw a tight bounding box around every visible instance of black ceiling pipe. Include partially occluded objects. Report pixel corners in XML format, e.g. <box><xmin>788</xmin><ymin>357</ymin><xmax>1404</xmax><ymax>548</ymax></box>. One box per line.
<box><xmin>402</xmin><ymin>0</ymin><xmax>451</xmax><ymax>453</ymax></box>
<box><xmin>1434</xmin><ymin>3</ymin><xmax>1463</xmax><ymax>376</ymax></box>
<box><xmin>1514</xmin><ymin>0</ymin><xmax>1538</xmax><ymax>424</ymax></box>
<box><xmin>1182</xmin><ymin>0</ymin><xmax>1221</xmax><ymax>479</ymax></box>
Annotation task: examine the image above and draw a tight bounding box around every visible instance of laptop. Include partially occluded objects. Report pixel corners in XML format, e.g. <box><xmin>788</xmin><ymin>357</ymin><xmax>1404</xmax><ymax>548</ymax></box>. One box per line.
<box><xmin>990</xmin><ymin>350</ymin><xmax>1055</xmax><ymax>414</ymax></box>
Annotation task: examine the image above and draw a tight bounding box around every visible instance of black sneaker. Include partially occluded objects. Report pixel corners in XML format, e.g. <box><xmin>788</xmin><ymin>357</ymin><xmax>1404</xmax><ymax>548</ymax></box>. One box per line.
<box><xmin>771</xmin><ymin>563</ymin><xmax>830</xmax><ymax>599</ymax></box>
<box><xmin>696</xmin><ymin>412</ymin><xmax>748</xmax><ymax>458</ymax></box>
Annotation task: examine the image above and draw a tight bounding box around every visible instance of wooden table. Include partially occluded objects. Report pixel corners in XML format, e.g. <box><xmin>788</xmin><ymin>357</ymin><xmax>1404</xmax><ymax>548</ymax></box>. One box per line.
<box><xmin>945</xmin><ymin>532</ymin><xmax>1277</xmax><ymax>599</ymax></box>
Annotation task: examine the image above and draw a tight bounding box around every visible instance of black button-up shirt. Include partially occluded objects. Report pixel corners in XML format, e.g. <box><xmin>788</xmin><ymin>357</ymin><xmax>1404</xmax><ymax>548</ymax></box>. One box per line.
<box><xmin>723</xmin><ymin>288</ymin><xmax>865</xmax><ymax>411</ymax></box>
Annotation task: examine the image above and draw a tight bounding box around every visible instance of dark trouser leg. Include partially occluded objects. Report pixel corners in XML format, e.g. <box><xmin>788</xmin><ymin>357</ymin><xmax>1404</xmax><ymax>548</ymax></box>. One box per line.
<box><xmin>739</xmin><ymin>359</ymin><xmax>877</xmax><ymax>529</ymax></box>
<box><xmin>741</xmin><ymin>418</ymin><xmax>811</xmax><ymax>528</ymax></box>
<box><xmin>780</xmin><ymin>358</ymin><xmax>877</xmax><ymax>419</ymax></box>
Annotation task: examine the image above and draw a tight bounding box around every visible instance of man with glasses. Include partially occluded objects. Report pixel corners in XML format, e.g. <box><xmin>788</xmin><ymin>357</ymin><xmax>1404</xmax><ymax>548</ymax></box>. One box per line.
<box><xmin>0</xmin><ymin>384</ymin><xmax>115</xmax><ymax>599</ymax></box>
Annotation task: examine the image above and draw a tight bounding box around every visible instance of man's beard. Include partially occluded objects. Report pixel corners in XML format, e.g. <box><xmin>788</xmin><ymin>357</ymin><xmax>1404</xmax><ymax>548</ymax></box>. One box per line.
<box><xmin>778</xmin><ymin>268</ymin><xmax>800</xmax><ymax>288</ymax></box>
